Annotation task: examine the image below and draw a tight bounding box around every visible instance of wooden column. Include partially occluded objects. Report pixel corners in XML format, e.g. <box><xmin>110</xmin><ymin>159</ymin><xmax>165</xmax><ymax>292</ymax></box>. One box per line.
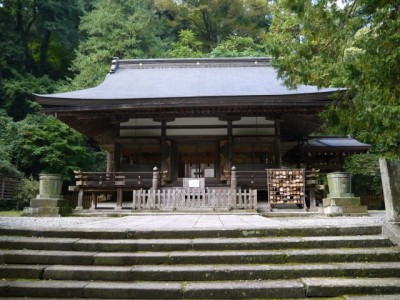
<box><xmin>274</xmin><ymin>117</ymin><xmax>282</xmax><ymax>168</ymax></box>
<box><xmin>113</xmin><ymin>143</ymin><xmax>121</xmax><ymax>172</ymax></box>
<box><xmin>228</xmin><ymin>120</ymin><xmax>233</xmax><ymax>165</ymax></box>
<box><xmin>154</xmin><ymin>117</ymin><xmax>174</xmax><ymax>183</ymax></box>
<box><xmin>160</xmin><ymin>121</ymin><xmax>166</xmax><ymax>162</ymax></box>
<box><xmin>219</xmin><ymin>115</ymin><xmax>240</xmax><ymax>181</ymax></box>
<box><xmin>106</xmin><ymin>152</ymin><xmax>113</xmax><ymax>173</ymax></box>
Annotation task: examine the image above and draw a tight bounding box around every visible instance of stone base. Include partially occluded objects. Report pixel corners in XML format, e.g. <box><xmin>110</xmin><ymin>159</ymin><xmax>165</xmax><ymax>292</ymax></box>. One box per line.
<box><xmin>323</xmin><ymin>205</ymin><xmax>344</xmax><ymax>216</ymax></box>
<box><xmin>322</xmin><ymin>197</ymin><xmax>368</xmax><ymax>216</ymax></box>
<box><xmin>34</xmin><ymin>194</ymin><xmax>63</xmax><ymax>200</ymax></box>
<box><xmin>23</xmin><ymin>198</ymin><xmax>71</xmax><ymax>217</ymax></box>
<box><xmin>323</xmin><ymin>197</ymin><xmax>361</xmax><ymax>207</ymax></box>
<box><xmin>383</xmin><ymin>222</ymin><xmax>400</xmax><ymax>246</ymax></box>
<box><xmin>327</xmin><ymin>193</ymin><xmax>354</xmax><ymax>198</ymax></box>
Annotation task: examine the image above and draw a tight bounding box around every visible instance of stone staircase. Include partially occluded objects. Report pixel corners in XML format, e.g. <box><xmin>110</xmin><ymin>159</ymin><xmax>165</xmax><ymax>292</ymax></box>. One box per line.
<box><xmin>1</xmin><ymin>225</ymin><xmax>400</xmax><ymax>299</ymax></box>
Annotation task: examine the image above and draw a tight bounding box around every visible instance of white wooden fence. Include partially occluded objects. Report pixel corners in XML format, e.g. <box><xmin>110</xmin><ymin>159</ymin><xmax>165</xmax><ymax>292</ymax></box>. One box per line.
<box><xmin>132</xmin><ymin>189</ymin><xmax>257</xmax><ymax>211</ymax></box>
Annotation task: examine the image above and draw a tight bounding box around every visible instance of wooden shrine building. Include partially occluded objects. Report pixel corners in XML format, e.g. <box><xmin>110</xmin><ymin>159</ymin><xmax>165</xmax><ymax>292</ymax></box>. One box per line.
<box><xmin>35</xmin><ymin>57</ymin><xmax>370</xmax><ymax>210</ymax></box>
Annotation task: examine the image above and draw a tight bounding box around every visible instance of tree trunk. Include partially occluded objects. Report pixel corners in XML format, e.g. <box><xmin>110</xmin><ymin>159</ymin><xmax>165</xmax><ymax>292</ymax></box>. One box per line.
<box><xmin>38</xmin><ymin>30</ymin><xmax>51</xmax><ymax>76</ymax></box>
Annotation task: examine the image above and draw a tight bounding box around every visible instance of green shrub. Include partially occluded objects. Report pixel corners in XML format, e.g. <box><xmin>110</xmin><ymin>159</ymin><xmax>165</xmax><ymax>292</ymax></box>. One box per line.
<box><xmin>345</xmin><ymin>154</ymin><xmax>382</xmax><ymax>196</ymax></box>
<box><xmin>0</xmin><ymin>160</ymin><xmax>21</xmax><ymax>177</ymax></box>
<box><xmin>14</xmin><ymin>176</ymin><xmax>39</xmax><ymax>210</ymax></box>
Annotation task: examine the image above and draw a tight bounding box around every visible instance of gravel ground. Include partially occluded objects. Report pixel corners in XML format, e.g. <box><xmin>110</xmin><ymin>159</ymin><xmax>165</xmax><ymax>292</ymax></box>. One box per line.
<box><xmin>0</xmin><ymin>216</ymin><xmax>110</xmax><ymax>229</ymax></box>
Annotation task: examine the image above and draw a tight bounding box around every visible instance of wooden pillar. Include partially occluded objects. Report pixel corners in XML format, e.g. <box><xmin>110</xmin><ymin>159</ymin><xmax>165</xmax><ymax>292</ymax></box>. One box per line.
<box><xmin>339</xmin><ymin>152</ymin><xmax>346</xmax><ymax>171</ymax></box>
<box><xmin>154</xmin><ymin>117</ymin><xmax>174</xmax><ymax>182</ymax></box>
<box><xmin>114</xmin><ymin>143</ymin><xmax>121</xmax><ymax>172</ymax></box>
<box><xmin>228</xmin><ymin>120</ymin><xmax>233</xmax><ymax>166</ymax></box>
<box><xmin>274</xmin><ymin>117</ymin><xmax>282</xmax><ymax>168</ymax></box>
<box><xmin>106</xmin><ymin>152</ymin><xmax>113</xmax><ymax>173</ymax></box>
<box><xmin>160</xmin><ymin>121</ymin><xmax>166</xmax><ymax>163</ymax></box>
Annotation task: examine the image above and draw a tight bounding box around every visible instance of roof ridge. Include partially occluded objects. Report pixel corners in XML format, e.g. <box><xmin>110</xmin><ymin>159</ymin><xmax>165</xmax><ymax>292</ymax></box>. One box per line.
<box><xmin>109</xmin><ymin>57</ymin><xmax>271</xmax><ymax>73</ymax></box>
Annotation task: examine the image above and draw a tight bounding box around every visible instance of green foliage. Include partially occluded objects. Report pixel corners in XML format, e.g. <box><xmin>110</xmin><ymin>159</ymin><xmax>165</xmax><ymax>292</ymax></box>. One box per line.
<box><xmin>0</xmin><ymin>160</ymin><xmax>21</xmax><ymax>178</ymax></box>
<box><xmin>13</xmin><ymin>176</ymin><xmax>39</xmax><ymax>210</ymax></box>
<box><xmin>268</xmin><ymin>0</ymin><xmax>400</xmax><ymax>157</ymax></box>
<box><xmin>345</xmin><ymin>154</ymin><xmax>382</xmax><ymax>196</ymax></box>
<box><xmin>1</xmin><ymin>72</ymin><xmax>57</xmax><ymax>120</ymax></box>
<box><xmin>0</xmin><ymin>110</ymin><xmax>20</xmax><ymax>176</ymax></box>
<box><xmin>14</xmin><ymin>113</ymin><xmax>105</xmax><ymax>179</ymax></box>
<box><xmin>155</xmin><ymin>0</ymin><xmax>271</xmax><ymax>51</ymax></box>
<box><xmin>0</xmin><ymin>110</ymin><xmax>16</xmax><ymax>160</ymax></box>
<box><xmin>165</xmin><ymin>0</ymin><xmax>270</xmax><ymax>52</ymax></box>
<box><xmin>209</xmin><ymin>35</ymin><xmax>267</xmax><ymax>57</ymax></box>
<box><xmin>0</xmin><ymin>0</ymin><xmax>85</xmax><ymax>120</ymax></box>
<box><xmin>0</xmin><ymin>0</ymin><xmax>84</xmax><ymax>78</ymax></box>
<box><xmin>167</xmin><ymin>30</ymin><xmax>205</xmax><ymax>58</ymax></box>
<box><xmin>69</xmin><ymin>0</ymin><xmax>172</xmax><ymax>89</ymax></box>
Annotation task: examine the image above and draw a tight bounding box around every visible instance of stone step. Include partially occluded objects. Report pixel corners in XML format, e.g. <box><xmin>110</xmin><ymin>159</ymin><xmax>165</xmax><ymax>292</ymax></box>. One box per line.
<box><xmin>0</xmin><ymin>235</ymin><xmax>393</xmax><ymax>252</ymax></box>
<box><xmin>0</xmin><ymin>224</ymin><xmax>383</xmax><ymax>239</ymax></box>
<box><xmin>303</xmin><ymin>277</ymin><xmax>400</xmax><ymax>297</ymax></box>
<box><xmin>128</xmin><ymin>262</ymin><xmax>400</xmax><ymax>281</ymax></box>
<box><xmin>94</xmin><ymin>247</ymin><xmax>400</xmax><ymax>265</ymax></box>
<box><xmin>1</xmin><ymin>278</ymin><xmax>400</xmax><ymax>299</ymax></box>
<box><xmin>2</xmin><ymin>262</ymin><xmax>400</xmax><ymax>281</ymax></box>
<box><xmin>345</xmin><ymin>295</ymin><xmax>400</xmax><ymax>300</ymax></box>
<box><xmin>2</xmin><ymin>247</ymin><xmax>400</xmax><ymax>266</ymax></box>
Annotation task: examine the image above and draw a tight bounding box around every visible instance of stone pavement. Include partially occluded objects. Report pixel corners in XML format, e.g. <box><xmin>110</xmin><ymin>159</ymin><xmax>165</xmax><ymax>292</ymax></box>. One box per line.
<box><xmin>0</xmin><ymin>211</ymin><xmax>387</xmax><ymax>230</ymax></box>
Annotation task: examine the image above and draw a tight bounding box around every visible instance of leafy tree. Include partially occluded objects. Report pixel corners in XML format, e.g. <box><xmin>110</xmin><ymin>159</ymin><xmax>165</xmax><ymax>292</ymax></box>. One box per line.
<box><xmin>155</xmin><ymin>0</ymin><xmax>271</xmax><ymax>51</ymax></box>
<box><xmin>1</xmin><ymin>72</ymin><xmax>56</xmax><ymax>120</ymax></box>
<box><xmin>13</xmin><ymin>176</ymin><xmax>39</xmax><ymax>210</ymax></box>
<box><xmin>13</xmin><ymin>113</ymin><xmax>105</xmax><ymax>179</ymax></box>
<box><xmin>268</xmin><ymin>0</ymin><xmax>400</xmax><ymax>157</ymax></box>
<box><xmin>69</xmin><ymin>0</ymin><xmax>172</xmax><ymax>89</ymax></box>
<box><xmin>345</xmin><ymin>153</ymin><xmax>383</xmax><ymax>196</ymax></box>
<box><xmin>0</xmin><ymin>1</ymin><xmax>25</xmax><ymax>80</ymax></box>
<box><xmin>208</xmin><ymin>35</ymin><xmax>267</xmax><ymax>57</ymax></box>
<box><xmin>0</xmin><ymin>0</ymin><xmax>84</xmax><ymax>78</ymax></box>
<box><xmin>0</xmin><ymin>110</ymin><xmax>21</xmax><ymax>177</ymax></box>
<box><xmin>0</xmin><ymin>0</ymin><xmax>86</xmax><ymax>120</ymax></box>
<box><xmin>167</xmin><ymin>29</ymin><xmax>205</xmax><ymax>58</ymax></box>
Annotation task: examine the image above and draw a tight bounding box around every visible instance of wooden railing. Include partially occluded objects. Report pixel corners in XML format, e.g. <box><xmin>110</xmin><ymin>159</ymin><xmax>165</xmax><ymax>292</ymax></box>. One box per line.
<box><xmin>74</xmin><ymin>171</ymin><xmax>154</xmax><ymax>189</ymax></box>
<box><xmin>71</xmin><ymin>169</ymin><xmax>259</xmax><ymax>211</ymax></box>
<box><xmin>133</xmin><ymin>189</ymin><xmax>257</xmax><ymax>211</ymax></box>
<box><xmin>72</xmin><ymin>171</ymin><xmax>155</xmax><ymax>210</ymax></box>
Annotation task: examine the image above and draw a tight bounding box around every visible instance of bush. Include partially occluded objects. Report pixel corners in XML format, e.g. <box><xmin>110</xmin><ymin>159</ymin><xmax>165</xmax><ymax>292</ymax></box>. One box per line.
<box><xmin>345</xmin><ymin>154</ymin><xmax>383</xmax><ymax>196</ymax></box>
<box><xmin>0</xmin><ymin>160</ymin><xmax>22</xmax><ymax>177</ymax></box>
<box><xmin>14</xmin><ymin>176</ymin><xmax>39</xmax><ymax>210</ymax></box>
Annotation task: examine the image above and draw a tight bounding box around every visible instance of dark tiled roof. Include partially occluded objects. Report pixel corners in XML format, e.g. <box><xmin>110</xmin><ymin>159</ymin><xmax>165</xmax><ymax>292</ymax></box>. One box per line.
<box><xmin>36</xmin><ymin>58</ymin><xmax>339</xmax><ymax>106</ymax></box>
<box><xmin>304</xmin><ymin>137</ymin><xmax>371</xmax><ymax>151</ymax></box>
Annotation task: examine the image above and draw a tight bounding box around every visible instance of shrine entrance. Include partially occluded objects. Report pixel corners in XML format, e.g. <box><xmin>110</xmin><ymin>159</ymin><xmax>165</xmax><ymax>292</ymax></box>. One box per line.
<box><xmin>177</xmin><ymin>142</ymin><xmax>217</xmax><ymax>179</ymax></box>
